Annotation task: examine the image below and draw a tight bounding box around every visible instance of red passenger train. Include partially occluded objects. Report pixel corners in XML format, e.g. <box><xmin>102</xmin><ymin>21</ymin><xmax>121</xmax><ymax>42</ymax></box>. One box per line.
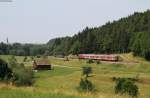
<box><xmin>78</xmin><ymin>54</ymin><xmax>119</xmax><ymax>61</ymax></box>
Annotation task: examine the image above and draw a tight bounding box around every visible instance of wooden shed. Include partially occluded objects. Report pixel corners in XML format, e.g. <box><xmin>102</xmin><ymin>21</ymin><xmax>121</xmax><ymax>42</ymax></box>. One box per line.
<box><xmin>33</xmin><ymin>59</ymin><xmax>51</xmax><ymax>70</ymax></box>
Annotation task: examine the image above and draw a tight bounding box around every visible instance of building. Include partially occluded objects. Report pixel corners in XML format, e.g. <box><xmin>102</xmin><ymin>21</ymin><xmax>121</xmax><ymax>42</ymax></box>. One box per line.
<box><xmin>78</xmin><ymin>54</ymin><xmax>119</xmax><ymax>61</ymax></box>
<box><xmin>33</xmin><ymin>59</ymin><xmax>51</xmax><ymax>70</ymax></box>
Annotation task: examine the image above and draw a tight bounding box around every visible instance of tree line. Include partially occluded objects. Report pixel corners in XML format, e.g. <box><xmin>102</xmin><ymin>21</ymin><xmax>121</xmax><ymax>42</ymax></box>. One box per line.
<box><xmin>0</xmin><ymin>43</ymin><xmax>49</xmax><ymax>56</ymax></box>
<box><xmin>0</xmin><ymin>10</ymin><xmax>150</xmax><ymax>60</ymax></box>
<box><xmin>47</xmin><ymin>10</ymin><xmax>150</xmax><ymax>60</ymax></box>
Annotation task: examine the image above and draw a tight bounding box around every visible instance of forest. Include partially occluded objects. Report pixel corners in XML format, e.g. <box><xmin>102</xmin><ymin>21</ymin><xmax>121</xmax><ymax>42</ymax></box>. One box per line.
<box><xmin>0</xmin><ymin>10</ymin><xmax>150</xmax><ymax>60</ymax></box>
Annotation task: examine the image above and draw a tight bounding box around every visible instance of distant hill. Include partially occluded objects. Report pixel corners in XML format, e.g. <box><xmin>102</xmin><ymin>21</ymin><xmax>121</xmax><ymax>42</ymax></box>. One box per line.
<box><xmin>47</xmin><ymin>10</ymin><xmax>150</xmax><ymax>60</ymax></box>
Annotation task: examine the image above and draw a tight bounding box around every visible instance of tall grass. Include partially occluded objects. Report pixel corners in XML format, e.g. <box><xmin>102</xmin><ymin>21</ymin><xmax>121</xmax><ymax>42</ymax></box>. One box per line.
<box><xmin>0</xmin><ymin>88</ymin><xmax>86</xmax><ymax>98</ymax></box>
<box><xmin>0</xmin><ymin>54</ymin><xmax>150</xmax><ymax>98</ymax></box>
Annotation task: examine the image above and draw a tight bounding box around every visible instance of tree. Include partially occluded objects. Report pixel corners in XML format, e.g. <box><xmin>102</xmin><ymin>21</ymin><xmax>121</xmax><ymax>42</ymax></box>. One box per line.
<box><xmin>115</xmin><ymin>78</ymin><xmax>139</xmax><ymax>98</ymax></box>
<box><xmin>79</xmin><ymin>78</ymin><xmax>94</xmax><ymax>92</ymax></box>
<box><xmin>86</xmin><ymin>59</ymin><xmax>94</xmax><ymax>64</ymax></box>
<box><xmin>8</xmin><ymin>55</ymin><xmax>18</xmax><ymax>68</ymax></box>
<box><xmin>69</xmin><ymin>40</ymin><xmax>81</xmax><ymax>54</ymax></box>
<box><xmin>82</xmin><ymin>67</ymin><xmax>92</xmax><ymax>78</ymax></box>
<box><xmin>8</xmin><ymin>56</ymin><xmax>34</xmax><ymax>86</ymax></box>
<box><xmin>0</xmin><ymin>58</ymin><xmax>12</xmax><ymax>80</ymax></box>
<box><xmin>0</xmin><ymin>42</ymin><xmax>9</xmax><ymax>55</ymax></box>
<box><xmin>47</xmin><ymin>10</ymin><xmax>150</xmax><ymax>58</ymax></box>
<box><xmin>11</xmin><ymin>67</ymin><xmax>33</xmax><ymax>86</ymax></box>
<box><xmin>78</xmin><ymin>66</ymin><xmax>94</xmax><ymax>92</ymax></box>
<box><xmin>131</xmin><ymin>31</ymin><xmax>150</xmax><ymax>60</ymax></box>
<box><xmin>23</xmin><ymin>56</ymin><xmax>28</xmax><ymax>62</ymax></box>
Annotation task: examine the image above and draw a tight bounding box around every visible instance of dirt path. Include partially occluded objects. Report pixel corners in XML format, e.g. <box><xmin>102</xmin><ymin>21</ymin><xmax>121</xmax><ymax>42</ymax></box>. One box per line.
<box><xmin>53</xmin><ymin>64</ymin><xmax>81</xmax><ymax>69</ymax></box>
<box><xmin>53</xmin><ymin>60</ymin><xmax>139</xmax><ymax>69</ymax></box>
<box><xmin>101</xmin><ymin>61</ymin><xmax>139</xmax><ymax>65</ymax></box>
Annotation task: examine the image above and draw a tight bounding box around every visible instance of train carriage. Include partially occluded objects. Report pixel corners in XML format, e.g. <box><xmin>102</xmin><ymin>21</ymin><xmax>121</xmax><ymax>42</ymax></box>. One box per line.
<box><xmin>78</xmin><ymin>54</ymin><xmax>118</xmax><ymax>61</ymax></box>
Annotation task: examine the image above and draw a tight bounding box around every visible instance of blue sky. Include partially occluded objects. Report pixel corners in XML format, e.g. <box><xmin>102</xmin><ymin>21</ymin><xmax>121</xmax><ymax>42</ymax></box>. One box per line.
<box><xmin>0</xmin><ymin>0</ymin><xmax>150</xmax><ymax>43</ymax></box>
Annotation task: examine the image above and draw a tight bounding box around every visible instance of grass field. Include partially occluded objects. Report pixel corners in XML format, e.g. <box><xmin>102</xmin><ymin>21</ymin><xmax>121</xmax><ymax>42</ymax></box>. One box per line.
<box><xmin>0</xmin><ymin>54</ymin><xmax>150</xmax><ymax>98</ymax></box>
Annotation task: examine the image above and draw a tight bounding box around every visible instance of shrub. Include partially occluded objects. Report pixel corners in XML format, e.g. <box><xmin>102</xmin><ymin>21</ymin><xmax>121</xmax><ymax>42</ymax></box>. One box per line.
<box><xmin>11</xmin><ymin>67</ymin><xmax>33</xmax><ymax>86</ymax></box>
<box><xmin>0</xmin><ymin>56</ymin><xmax>33</xmax><ymax>86</ymax></box>
<box><xmin>82</xmin><ymin>67</ymin><xmax>92</xmax><ymax>78</ymax></box>
<box><xmin>86</xmin><ymin>59</ymin><xmax>94</xmax><ymax>64</ymax></box>
<box><xmin>8</xmin><ymin>56</ymin><xmax>18</xmax><ymax>68</ymax></box>
<box><xmin>0</xmin><ymin>58</ymin><xmax>12</xmax><ymax>80</ymax></box>
<box><xmin>30</xmin><ymin>56</ymin><xmax>34</xmax><ymax>61</ymax></box>
<box><xmin>23</xmin><ymin>56</ymin><xmax>28</xmax><ymax>62</ymax></box>
<box><xmin>96</xmin><ymin>60</ymin><xmax>101</xmax><ymax>64</ymax></box>
<box><xmin>115</xmin><ymin>78</ymin><xmax>139</xmax><ymax>98</ymax></box>
<box><xmin>8</xmin><ymin>56</ymin><xmax>34</xmax><ymax>86</ymax></box>
<box><xmin>112</xmin><ymin>77</ymin><xmax>139</xmax><ymax>82</ymax></box>
<box><xmin>144</xmin><ymin>51</ymin><xmax>150</xmax><ymax>61</ymax></box>
<box><xmin>78</xmin><ymin>66</ymin><xmax>95</xmax><ymax>92</ymax></box>
<box><xmin>36</xmin><ymin>55</ymin><xmax>41</xmax><ymax>58</ymax></box>
<box><xmin>79</xmin><ymin>78</ymin><xmax>95</xmax><ymax>92</ymax></box>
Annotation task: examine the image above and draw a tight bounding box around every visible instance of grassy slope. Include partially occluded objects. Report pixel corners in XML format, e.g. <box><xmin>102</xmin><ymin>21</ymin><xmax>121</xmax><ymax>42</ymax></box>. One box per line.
<box><xmin>0</xmin><ymin>54</ymin><xmax>150</xmax><ymax>98</ymax></box>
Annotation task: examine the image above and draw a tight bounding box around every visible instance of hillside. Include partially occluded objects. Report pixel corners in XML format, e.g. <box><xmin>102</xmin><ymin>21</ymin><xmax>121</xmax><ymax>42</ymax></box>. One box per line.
<box><xmin>48</xmin><ymin>10</ymin><xmax>150</xmax><ymax>60</ymax></box>
<box><xmin>0</xmin><ymin>54</ymin><xmax>150</xmax><ymax>98</ymax></box>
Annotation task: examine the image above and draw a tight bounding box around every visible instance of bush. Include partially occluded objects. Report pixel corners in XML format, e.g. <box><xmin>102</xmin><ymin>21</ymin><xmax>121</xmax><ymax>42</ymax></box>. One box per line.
<box><xmin>96</xmin><ymin>60</ymin><xmax>101</xmax><ymax>64</ymax></box>
<box><xmin>23</xmin><ymin>56</ymin><xmax>28</xmax><ymax>62</ymax></box>
<box><xmin>30</xmin><ymin>56</ymin><xmax>34</xmax><ymax>61</ymax></box>
<box><xmin>11</xmin><ymin>67</ymin><xmax>33</xmax><ymax>86</ymax></box>
<box><xmin>8</xmin><ymin>56</ymin><xmax>18</xmax><ymax>68</ymax></box>
<box><xmin>115</xmin><ymin>78</ymin><xmax>139</xmax><ymax>98</ymax></box>
<box><xmin>144</xmin><ymin>51</ymin><xmax>150</xmax><ymax>61</ymax></box>
<box><xmin>79</xmin><ymin>78</ymin><xmax>95</xmax><ymax>92</ymax></box>
<box><xmin>36</xmin><ymin>55</ymin><xmax>41</xmax><ymax>58</ymax></box>
<box><xmin>82</xmin><ymin>67</ymin><xmax>92</xmax><ymax>78</ymax></box>
<box><xmin>0</xmin><ymin>56</ymin><xmax>33</xmax><ymax>86</ymax></box>
<box><xmin>112</xmin><ymin>77</ymin><xmax>139</xmax><ymax>82</ymax></box>
<box><xmin>86</xmin><ymin>59</ymin><xmax>94</xmax><ymax>64</ymax></box>
<box><xmin>0</xmin><ymin>58</ymin><xmax>12</xmax><ymax>80</ymax></box>
<box><xmin>78</xmin><ymin>66</ymin><xmax>95</xmax><ymax>92</ymax></box>
<box><xmin>8</xmin><ymin>56</ymin><xmax>34</xmax><ymax>86</ymax></box>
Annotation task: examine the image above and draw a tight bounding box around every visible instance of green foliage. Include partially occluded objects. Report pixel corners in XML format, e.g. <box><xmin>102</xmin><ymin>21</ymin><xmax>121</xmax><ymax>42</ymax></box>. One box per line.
<box><xmin>78</xmin><ymin>66</ymin><xmax>95</xmax><ymax>92</ymax></box>
<box><xmin>23</xmin><ymin>56</ymin><xmax>28</xmax><ymax>62</ymax></box>
<box><xmin>82</xmin><ymin>67</ymin><xmax>92</xmax><ymax>78</ymax></box>
<box><xmin>0</xmin><ymin>10</ymin><xmax>150</xmax><ymax>61</ymax></box>
<box><xmin>115</xmin><ymin>78</ymin><xmax>139</xmax><ymax>98</ymax></box>
<box><xmin>11</xmin><ymin>67</ymin><xmax>33</xmax><ymax>86</ymax></box>
<box><xmin>46</xmin><ymin>10</ymin><xmax>150</xmax><ymax>55</ymax></box>
<box><xmin>8</xmin><ymin>56</ymin><xmax>20</xmax><ymax>68</ymax></box>
<box><xmin>44</xmin><ymin>50</ymin><xmax>50</xmax><ymax>56</ymax></box>
<box><xmin>79</xmin><ymin>78</ymin><xmax>95</xmax><ymax>92</ymax></box>
<box><xmin>96</xmin><ymin>60</ymin><xmax>101</xmax><ymax>64</ymax></box>
<box><xmin>0</xmin><ymin>43</ymin><xmax>48</xmax><ymax>56</ymax></box>
<box><xmin>30</xmin><ymin>56</ymin><xmax>34</xmax><ymax>60</ymax></box>
<box><xmin>8</xmin><ymin>56</ymin><xmax>34</xmax><ymax>86</ymax></box>
<box><xmin>69</xmin><ymin>40</ymin><xmax>81</xmax><ymax>54</ymax></box>
<box><xmin>86</xmin><ymin>59</ymin><xmax>94</xmax><ymax>64</ymax></box>
<box><xmin>0</xmin><ymin>58</ymin><xmax>12</xmax><ymax>80</ymax></box>
<box><xmin>131</xmin><ymin>31</ymin><xmax>150</xmax><ymax>60</ymax></box>
<box><xmin>0</xmin><ymin>42</ymin><xmax>9</xmax><ymax>55</ymax></box>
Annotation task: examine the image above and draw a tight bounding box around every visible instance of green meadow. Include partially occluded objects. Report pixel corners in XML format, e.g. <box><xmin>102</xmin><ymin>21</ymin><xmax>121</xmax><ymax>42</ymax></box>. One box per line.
<box><xmin>0</xmin><ymin>54</ymin><xmax>150</xmax><ymax>98</ymax></box>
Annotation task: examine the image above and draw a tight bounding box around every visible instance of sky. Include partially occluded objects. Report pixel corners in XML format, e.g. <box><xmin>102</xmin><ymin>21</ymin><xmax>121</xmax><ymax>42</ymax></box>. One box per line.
<box><xmin>0</xmin><ymin>0</ymin><xmax>150</xmax><ymax>43</ymax></box>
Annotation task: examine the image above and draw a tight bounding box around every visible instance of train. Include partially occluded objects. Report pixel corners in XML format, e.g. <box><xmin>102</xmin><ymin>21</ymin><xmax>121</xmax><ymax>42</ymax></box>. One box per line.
<box><xmin>78</xmin><ymin>54</ymin><xmax>119</xmax><ymax>61</ymax></box>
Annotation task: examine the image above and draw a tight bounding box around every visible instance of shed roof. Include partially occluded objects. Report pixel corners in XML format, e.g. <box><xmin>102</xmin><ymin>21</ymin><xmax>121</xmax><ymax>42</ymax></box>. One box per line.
<box><xmin>34</xmin><ymin>59</ymin><xmax>50</xmax><ymax>66</ymax></box>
